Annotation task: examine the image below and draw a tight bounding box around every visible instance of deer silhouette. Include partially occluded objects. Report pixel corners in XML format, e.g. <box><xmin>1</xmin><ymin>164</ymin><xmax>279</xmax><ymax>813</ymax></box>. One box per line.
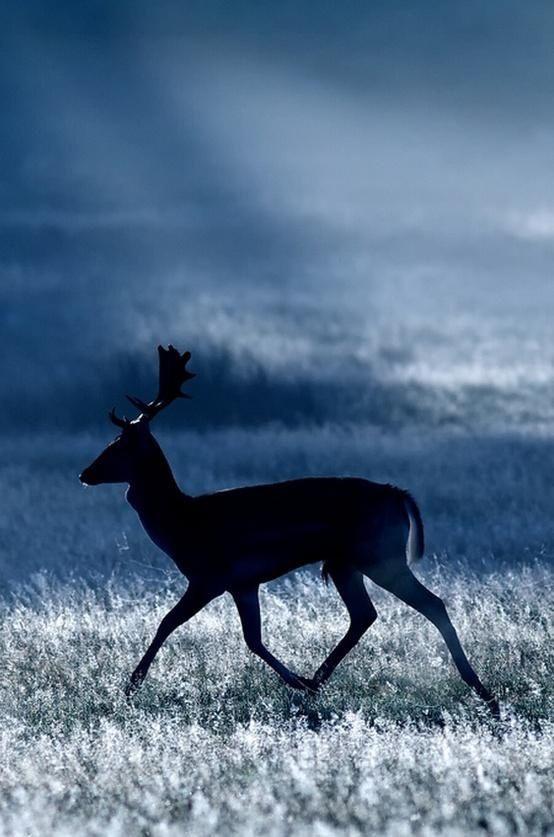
<box><xmin>79</xmin><ymin>345</ymin><xmax>499</xmax><ymax>716</ymax></box>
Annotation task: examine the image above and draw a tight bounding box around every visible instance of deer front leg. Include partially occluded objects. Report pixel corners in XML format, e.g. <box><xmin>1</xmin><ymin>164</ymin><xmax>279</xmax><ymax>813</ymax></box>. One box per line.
<box><xmin>232</xmin><ymin>587</ymin><xmax>315</xmax><ymax>693</ymax></box>
<box><xmin>125</xmin><ymin>581</ymin><xmax>219</xmax><ymax>697</ymax></box>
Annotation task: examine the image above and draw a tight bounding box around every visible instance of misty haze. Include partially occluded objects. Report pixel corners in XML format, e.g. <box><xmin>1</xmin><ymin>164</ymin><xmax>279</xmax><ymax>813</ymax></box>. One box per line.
<box><xmin>1</xmin><ymin>3</ymin><xmax>553</xmax><ymax>836</ymax></box>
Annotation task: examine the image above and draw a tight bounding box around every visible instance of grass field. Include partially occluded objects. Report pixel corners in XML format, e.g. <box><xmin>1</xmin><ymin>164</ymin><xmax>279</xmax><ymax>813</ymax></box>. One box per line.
<box><xmin>1</xmin><ymin>569</ymin><xmax>552</xmax><ymax>836</ymax></box>
<box><xmin>0</xmin><ymin>427</ymin><xmax>553</xmax><ymax>835</ymax></box>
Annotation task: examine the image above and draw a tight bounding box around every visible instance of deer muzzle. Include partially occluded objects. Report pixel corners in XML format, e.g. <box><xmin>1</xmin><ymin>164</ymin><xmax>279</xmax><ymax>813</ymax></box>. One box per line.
<box><xmin>79</xmin><ymin>467</ymin><xmax>100</xmax><ymax>486</ymax></box>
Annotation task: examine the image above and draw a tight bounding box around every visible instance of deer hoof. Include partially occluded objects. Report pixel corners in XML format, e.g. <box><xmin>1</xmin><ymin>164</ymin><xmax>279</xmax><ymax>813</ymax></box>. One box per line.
<box><xmin>125</xmin><ymin>669</ymin><xmax>145</xmax><ymax>699</ymax></box>
<box><xmin>485</xmin><ymin>695</ymin><xmax>500</xmax><ymax>719</ymax></box>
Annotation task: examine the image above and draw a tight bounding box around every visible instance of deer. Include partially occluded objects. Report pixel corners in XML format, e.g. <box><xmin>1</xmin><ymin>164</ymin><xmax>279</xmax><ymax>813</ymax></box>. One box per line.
<box><xmin>79</xmin><ymin>345</ymin><xmax>499</xmax><ymax>717</ymax></box>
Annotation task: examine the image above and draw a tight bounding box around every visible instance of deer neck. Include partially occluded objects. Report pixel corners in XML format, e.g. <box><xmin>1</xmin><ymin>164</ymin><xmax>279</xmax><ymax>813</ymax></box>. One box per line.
<box><xmin>126</xmin><ymin>451</ymin><xmax>184</xmax><ymax>522</ymax></box>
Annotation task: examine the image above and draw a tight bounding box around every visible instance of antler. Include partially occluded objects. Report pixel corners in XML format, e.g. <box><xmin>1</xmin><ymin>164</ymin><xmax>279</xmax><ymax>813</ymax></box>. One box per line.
<box><xmin>109</xmin><ymin>407</ymin><xmax>130</xmax><ymax>429</ymax></box>
<box><xmin>125</xmin><ymin>345</ymin><xmax>195</xmax><ymax>422</ymax></box>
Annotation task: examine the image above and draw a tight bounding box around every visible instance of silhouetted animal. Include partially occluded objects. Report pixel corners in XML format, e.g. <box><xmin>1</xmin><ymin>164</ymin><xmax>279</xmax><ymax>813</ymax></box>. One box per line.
<box><xmin>79</xmin><ymin>346</ymin><xmax>499</xmax><ymax>716</ymax></box>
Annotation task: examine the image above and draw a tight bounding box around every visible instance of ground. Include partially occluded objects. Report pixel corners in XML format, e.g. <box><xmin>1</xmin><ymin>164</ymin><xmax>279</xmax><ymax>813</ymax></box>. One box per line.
<box><xmin>0</xmin><ymin>429</ymin><xmax>552</xmax><ymax>835</ymax></box>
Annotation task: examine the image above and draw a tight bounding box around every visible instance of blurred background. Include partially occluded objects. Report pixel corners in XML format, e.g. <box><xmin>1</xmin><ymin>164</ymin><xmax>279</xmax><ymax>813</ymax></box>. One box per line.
<box><xmin>2</xmin><ymin>0</ymin><xmax>554</xmax><ymax>432</ymax></box>
<box><xmin>2</xmin><ymin>1</ymin><xmax>554</xmax><ymax>583</ymax></box>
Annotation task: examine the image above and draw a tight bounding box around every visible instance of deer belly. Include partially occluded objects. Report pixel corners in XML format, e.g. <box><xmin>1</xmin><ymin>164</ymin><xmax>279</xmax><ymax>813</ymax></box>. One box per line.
<box><xmin>225</xmin><ymin>526</ymin><xmax>330</xmax><ymax>585</ymax></box>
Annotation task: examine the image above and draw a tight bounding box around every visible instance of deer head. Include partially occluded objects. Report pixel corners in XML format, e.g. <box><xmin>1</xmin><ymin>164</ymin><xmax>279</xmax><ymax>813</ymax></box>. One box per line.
<box><xmin>79</xmin><ymin>345</ymin><xmax>195</xmax><ymax>486</ymax></box>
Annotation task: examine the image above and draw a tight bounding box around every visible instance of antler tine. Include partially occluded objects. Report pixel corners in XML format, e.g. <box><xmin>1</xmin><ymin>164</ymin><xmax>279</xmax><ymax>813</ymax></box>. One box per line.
<box><xmin>109</xmin><ymin>407</ymin><xmax>130</xmax><ymax>429</ymax></box>
<box><xmin>123</xmin><ymin>345</ymin><xmax>195</xmax><ymax>423</ymax></box>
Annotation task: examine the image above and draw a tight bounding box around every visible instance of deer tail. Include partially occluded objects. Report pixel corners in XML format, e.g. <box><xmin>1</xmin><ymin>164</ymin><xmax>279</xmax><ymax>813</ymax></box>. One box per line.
<box><xmin>402</xmin><ymin>490</ymin><xmax>425</xmax><ymax>564</ymax></box>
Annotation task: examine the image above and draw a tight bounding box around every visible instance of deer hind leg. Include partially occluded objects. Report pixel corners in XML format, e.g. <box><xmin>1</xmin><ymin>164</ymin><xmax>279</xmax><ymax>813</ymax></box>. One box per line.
<box><xmin>310</xmin><ymin>566</ymin><xmax>377</xmax><ymax>689</ymax></box>
<box><xmin>232</xmin><ymin>586</ymin><xmax>315</xmax><ymax>693</ymax></box>
<box><xmin>369</xmin><ymin>566</ymin><xmax>499</xmax><ymax>717</ymax></box>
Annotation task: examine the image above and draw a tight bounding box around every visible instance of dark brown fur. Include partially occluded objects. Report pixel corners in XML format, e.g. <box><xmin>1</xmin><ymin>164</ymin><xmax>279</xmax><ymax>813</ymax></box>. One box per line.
<box><xmin>79</xmin><ymin>346</ymin><xmax>498</xmax><ymax>717</ymax></box>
